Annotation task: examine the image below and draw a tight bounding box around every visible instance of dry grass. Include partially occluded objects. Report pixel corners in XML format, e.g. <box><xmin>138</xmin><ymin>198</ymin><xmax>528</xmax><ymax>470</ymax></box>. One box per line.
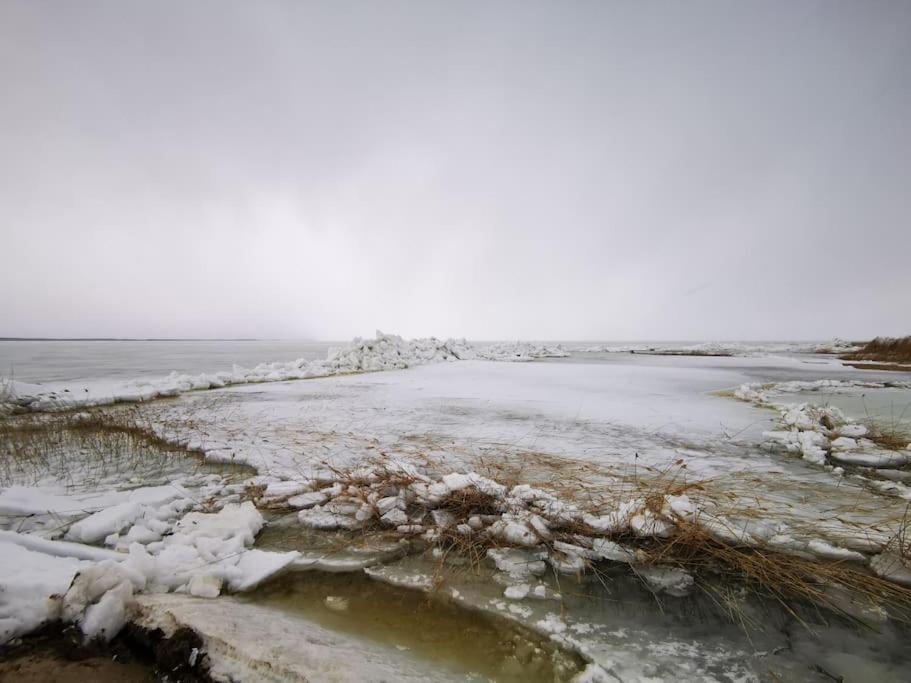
<box><xmin>864</xmin><ymin>423</ymin><xmax>911</xmax><ymax>451</ymax></box>
<box><xmin>644</xmin><ymin>518</ymin><xmax>911</xmax><ymax>626</ymax></box>
<box><xmin>0</xmin><ymin>404</ymin><xmax>252</xmax><ymax>489</ymax></box>
<box><xmin>272</xmin><ymin>454</ymin><xmax>911</xmax><ymax>627</ymax></box>
<box><xmin>841</xmin><ymin>336</ymin><xmax>911</xmax><ymax>364</ymax></box>
<box><xmin>8</xmin><ymin>401</ymin><xmax>909</xmax><ymax>629</ymax></box>
<box><xmin>858</xmin><ymin>394</ymin><xmax>911</xmax><ymax>452</ymax></box>
<box><xmin>884</xmin><ymin>504</ymin><xmax>911</xmax><ymax>567</ymax></box>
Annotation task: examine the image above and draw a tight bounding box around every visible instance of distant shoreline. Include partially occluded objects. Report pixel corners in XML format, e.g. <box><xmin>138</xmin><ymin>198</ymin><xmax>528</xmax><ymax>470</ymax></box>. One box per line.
<box><xmin>0</xmin><ymin>337</ymin><xmax>278</xmax><ymax>342</ymax></box>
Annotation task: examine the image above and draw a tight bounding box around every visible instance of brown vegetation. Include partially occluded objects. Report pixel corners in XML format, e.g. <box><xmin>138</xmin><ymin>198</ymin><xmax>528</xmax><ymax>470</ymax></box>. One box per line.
<box><xmin>0</xmin><ymin>406</ymin><xmax>253</xmax><ymax>488</ymax></box>
<box><xmin>841</xmin><ymin>336</ymin><xmax>911</xmax><ymax>366</ymax></box>
<box><xmin>259</xmin><ymin>454</ymin><xmax>911</xmax><ymax>627</ymax></box>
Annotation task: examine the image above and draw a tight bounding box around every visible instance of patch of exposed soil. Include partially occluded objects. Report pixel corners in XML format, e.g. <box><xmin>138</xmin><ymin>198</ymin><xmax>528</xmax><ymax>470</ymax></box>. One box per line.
<box><xmin>0</xmin><ymin>623</ymin><xmax>210</xmax><ymax>683</ymax></box>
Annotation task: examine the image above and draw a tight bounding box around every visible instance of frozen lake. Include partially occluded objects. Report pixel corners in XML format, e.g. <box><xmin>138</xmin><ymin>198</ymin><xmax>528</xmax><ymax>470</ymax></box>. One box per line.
<box><xmin>0</xmin><ymin>339</ymin><xmax>338</xmax><ymax>383</ymax></box>
<box><xmin>3</xmin><ymin>337</ymin><xmax>911</xmax><ymax>681</ymax></box>
<box><xmin>1</xmin><ymin>338</ymin><xmax>876</xmax><ymax>385</ymax></box>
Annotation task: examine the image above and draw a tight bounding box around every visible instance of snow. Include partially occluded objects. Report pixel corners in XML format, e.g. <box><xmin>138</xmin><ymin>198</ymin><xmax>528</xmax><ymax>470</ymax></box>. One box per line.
<box><xmin>0</xmin><ymin>542</ymin><xmax>86</xmax><ymax>643</ymax></box>
<box><xmin>0</xmin><ymin>529</ymin><xmax>121</xmax><ymax>562</ymax></box>
<box><xmin>66</xmin><ymin>501</ymin><xmax>144</xmax><ymax>543</ymax></box>
<box><xmin>133</xmin><ymin>594</ymin><xmax>452</xmax><ymax>682</ymax></box>
<box><xmin>572</xmin><ymin>663</ymin><xmax>615</xmax><ymax>683</ymax></box>
<box><xmin>590</xmin><ymin>539</ymin><xmax>637</xmax><ymax>563</ymax></box>
<box><xmin>1</xmin><ymin>332</ymin><xmax>572</xmax><ymax>414</ymax></box>
<box><xmin>504</xmin><ymin>584</ymin><xmax>531</xmax><ymax>600</ymax></box>
<box><xmin>536</xmin><ymin>613</ymin><xmax>568</xmax><ymax>635</ymax></box>
<box><xmin>870</xmin><ymin>552</ymin><xmax>911</xmax><ymax>586</ymax></box>
<box><xmin>4</xmin><ymin>335</ymin><xmax>911</xmax><ymax>675</ymax></box>
<box><xmin>737</xmin><ymin>379</ymin><xmax>911</xmax><ymax>487</ymax></box>
<box><xmin>574</xmin><ymin>339</ymin><xmax>860</xmax><ymax>356</ymax></box>
<box><xmin>0</xmin><ymin>500</ymin><xmax>298</xmax><ymax>644</ymax></box>
<box><xmin>488</xmin><ymin>548</ymin><xmax>547</xmax><ymax>579</ymax></box>
<box><xmin>806</xmin><ymin>540</ymin><xmax>865</xmax><ymax>563</ymax></box>
<box><xmin>829</xmin><ymin>450</ymin><xmax>911</xmax><ymax>468</ymax></box>
<box><xmin>229</xmin><ymin>549</ymin><xmax>299</xmax><ymax>591</ymax></box>
<box><xmin>632</xmin><ymin>565</ymin><xmax>695</xmax><ymax>597</ymax></box>
<box><xmin>0</xmin><ymin>483</ymin><xmax>189</xmax><ymax>520</ymax></box>
<box><xmin>287</xmin><ymin>491</ymin><xmax>329</xmax><ymax>509</ymax></box>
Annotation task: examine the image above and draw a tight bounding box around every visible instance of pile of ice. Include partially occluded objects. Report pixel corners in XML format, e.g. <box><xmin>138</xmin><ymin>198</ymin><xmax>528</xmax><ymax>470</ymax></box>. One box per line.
<box><xmin>324</xmin><ymin>333</ymin><xmax>475</xmax><ymax>371</ymax></box>
<box><xmin>251</xmin><ymin>460</ymin><xmax>907</xmax><ymax>588</ymax></box>
<box><xmin>5</xmin><ymin>459</ymin><xmax>911</xmax><ymax>650</ymax></box>
<box><xmin>0</xmin><ymin>332</ymin><xmax>570</xmax><ymax>414</ymax></box>
<box><xmin>577</xmin><ymin>339</ymin><xmax>860</xmax><ymax>356</ymax></box>
<box><xmin>476</xmin><ymin>341</ymin><xmax>569</xmax><ymax>362</ymax></box>
<box><xmin>0</xmin><ymin>483</ymin><xmax>299</xmax><ymax>645</ymax></box>
<box><xmin>735</xmin><ymin>380</ymin><xmax>911</xmax><ymax>485</ymax></box>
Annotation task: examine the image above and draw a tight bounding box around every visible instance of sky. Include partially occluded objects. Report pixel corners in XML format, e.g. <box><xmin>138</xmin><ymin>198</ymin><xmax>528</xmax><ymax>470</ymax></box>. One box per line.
<box><xmin>1</xmin><ymin>1</ymin><xmax>910</xmax><ymax>341</ymax></box>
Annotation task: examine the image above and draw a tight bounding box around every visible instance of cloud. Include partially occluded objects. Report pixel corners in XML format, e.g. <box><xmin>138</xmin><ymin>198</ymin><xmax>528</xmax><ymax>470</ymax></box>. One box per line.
<box><xmin>1</xmin><ymin>1</ymin><xmax>909</xmax><ymax>339</ymax></box>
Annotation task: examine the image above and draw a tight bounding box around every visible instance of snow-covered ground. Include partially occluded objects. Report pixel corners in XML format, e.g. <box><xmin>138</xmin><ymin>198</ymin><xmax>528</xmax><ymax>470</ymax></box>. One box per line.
<box><xmin>572</xmin><ymin>338</ymin><xmax>860</xmax><ymax>356</ymax></box>
<box><xmin>0</xmin><ymin>333</ymin><xmax>567</xmax><ymax>413</ymax></box>
<box><xmin>2</xmin><ymin>334</ymin><xmax>911</xmax><ymax>681</ymax></box>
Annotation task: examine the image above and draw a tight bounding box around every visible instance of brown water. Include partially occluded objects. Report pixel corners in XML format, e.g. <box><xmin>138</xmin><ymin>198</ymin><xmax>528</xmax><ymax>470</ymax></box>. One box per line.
<box><xmin>244</xmin><ymin>571</ymin><xmax>585</xmax><ymax>682</ymax></box>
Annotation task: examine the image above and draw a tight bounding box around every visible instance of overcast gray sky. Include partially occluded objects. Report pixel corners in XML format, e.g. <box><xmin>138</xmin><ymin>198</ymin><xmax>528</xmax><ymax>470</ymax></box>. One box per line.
<box><xmin>1</xmin><ymin>1</ymin><xmax>909</xmax><ymax>340</ymax></box>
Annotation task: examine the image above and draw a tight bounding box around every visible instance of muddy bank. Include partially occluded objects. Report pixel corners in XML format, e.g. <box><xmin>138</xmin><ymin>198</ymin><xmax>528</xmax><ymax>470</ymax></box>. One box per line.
<box><xmin>0</xmin><ymin>622</ymin><xmax>210</xmax><ymax>683</ymax></box>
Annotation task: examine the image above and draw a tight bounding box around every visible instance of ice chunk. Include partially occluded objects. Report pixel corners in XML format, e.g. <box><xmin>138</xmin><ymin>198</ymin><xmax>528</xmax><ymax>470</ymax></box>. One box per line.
<box><xmin>67</xmin><ymin>502</ymin><xmax>143</xmax><ymax>544</ymax></box>
<box><xmin>287</xmin><ymin>491</ymin><xmax>329</xmax><ymax>509</ymax></box>
<box><xmin>591</xmin><ymin>539</ymin><xmax>637</xmax><ymax>563</ymax></box>
<box><xmin>227</xmin><ymin>549</ymin><xmax>299</xmax><ymax>591</ymax></box>
<box><xmin>635</xmin><ymin>565</ymin><xmax>694</xmax><ymax>596</ymax></box>
<box><xmin>870</xmin><ymin>552</ymin><xmax>911</xmax><ymax>586</ymax></box>
<box><xmin>487</xmin><ymin>547</ymin><xmax>547</xmax><ymax>578</ymax></box>
<box><xmin>0</xmin><ymin>542</ymin><xmax>86</xmax><ymax>645</ymax></box>
<box><xmin>504</xmin><ymin>584</ymin><xmax>530</xmax><ymax>600</ymax></box>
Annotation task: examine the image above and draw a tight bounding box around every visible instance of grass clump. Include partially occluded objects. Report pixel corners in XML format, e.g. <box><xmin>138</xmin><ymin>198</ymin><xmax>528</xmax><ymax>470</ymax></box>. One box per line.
<box><xmin>0</xmin><ymin>405</ymin><xmax>252</xmax><ymax>490</ymax></box>
<box><xmin>841</xmin><ymin>336</ymin><xmax>911</xmax><ymax>366</ymax></box>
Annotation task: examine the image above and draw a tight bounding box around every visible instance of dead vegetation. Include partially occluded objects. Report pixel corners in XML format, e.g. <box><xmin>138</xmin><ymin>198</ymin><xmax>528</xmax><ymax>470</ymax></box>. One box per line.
<box><xmin>841</xmin><ymin>336</ymin><xmax>911</xmax><ymax>368</ymax></box>
<box><xmin>254</xmin><ymin>452</ymin><xmax>911</xmax><ymax>628</ymax></box>
<box><xmin>643</xmin><ymin>514</ymin><xmax>911</xmax><ymax>627</ymax></box>
<box><xmin>858</xmin><ymin>393</ymin><xmax>911</xmax><ymax>452</ymax></box>
<box><xmin>0</xmin><ymin>404</ymin><xmax>252</xmax><ymax>489</ymax></box>
<box><xmin>864</xmin><ymin>421</ymin><xmax>911</xmax><ymax>452</ymax></box>
<box><xmin>5</xmin><ymin>399</ymin><xmax>910</xmax><ymax>632</ymax></box>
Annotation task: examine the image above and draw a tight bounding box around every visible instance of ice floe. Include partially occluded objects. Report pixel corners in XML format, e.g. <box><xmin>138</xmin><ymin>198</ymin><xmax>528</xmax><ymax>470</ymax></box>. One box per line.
<box><xmin>1</xmin><ymin>332</ymin><xmax>571</xmax><ymax>414</ymax></box>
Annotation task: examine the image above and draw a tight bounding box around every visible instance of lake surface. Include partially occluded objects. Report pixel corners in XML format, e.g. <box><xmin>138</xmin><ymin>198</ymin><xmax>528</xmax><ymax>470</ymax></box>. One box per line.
<box><xmin>0</xmin><ymin>340</ymin><xmax>339</xmax><ymax>383</ymax></box>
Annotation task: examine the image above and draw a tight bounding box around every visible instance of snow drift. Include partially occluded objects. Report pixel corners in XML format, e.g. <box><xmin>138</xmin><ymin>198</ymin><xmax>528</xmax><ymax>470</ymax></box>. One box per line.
<box><xmin>1</xmin><ymin>332</ymin><xmax>569</xmax><ymax>413</ymax></box>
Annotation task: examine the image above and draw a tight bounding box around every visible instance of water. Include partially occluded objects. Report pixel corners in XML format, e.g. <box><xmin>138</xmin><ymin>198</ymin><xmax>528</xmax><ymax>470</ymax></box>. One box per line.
<box><xmin>775</xmin><ymin>387</ymin><xmax>911</xmax><ymax>426</ymax></box>
<box><xmin>246</xmin><ymin>546</ymin><xmax>911</xmax><ymax>682</ymax></box>
<box><xmin>246</xmin><ymin>571</ymin><xmax>584</xmax><ymax>682</ymax></box>
<box><xmin>4</xmin><ymin>338</ymin><xmax>906</xmax><ymax>388</ymax></box>
<box><xmin>0</xmin><ymin>339</ymin><xmax>338</xmax><ymax>384</ymax></box>
<box><xmin>0</xmin><ymin>411</ymin><xmax>255</xmax><ymax>491</ymax></box>
<box><xmin>5</xmin><ymin>339</ymin><xmax>911</xmax><ymax>679</ymax></box>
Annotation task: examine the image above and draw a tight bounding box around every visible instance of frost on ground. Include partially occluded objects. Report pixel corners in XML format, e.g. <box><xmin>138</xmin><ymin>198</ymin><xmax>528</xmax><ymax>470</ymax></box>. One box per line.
<box><xmin>3</xmin><ymin>335</ymin><xmax>911</xmax><ymax>680</ymax></box>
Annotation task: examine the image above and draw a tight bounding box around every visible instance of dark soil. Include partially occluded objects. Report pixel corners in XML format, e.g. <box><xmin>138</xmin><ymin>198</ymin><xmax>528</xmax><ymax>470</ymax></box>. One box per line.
<box><xmin>0</xmin><ymin>623</ymin><xmax>210</xmax><ymax>683</ymax></box>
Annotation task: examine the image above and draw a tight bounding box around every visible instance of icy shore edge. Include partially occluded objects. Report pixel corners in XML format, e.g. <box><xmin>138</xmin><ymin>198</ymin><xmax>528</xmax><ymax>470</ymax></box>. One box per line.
<box><xmin>0</xmin><ymin>332</ymin><xmax>569</xmax><ymax>414</ymax></box>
